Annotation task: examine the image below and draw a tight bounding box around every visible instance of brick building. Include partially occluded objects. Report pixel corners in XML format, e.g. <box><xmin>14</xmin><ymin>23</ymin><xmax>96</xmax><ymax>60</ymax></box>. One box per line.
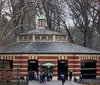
<box><xmin>0</xmin><ymin>15</ymin><xmax>100</xmax><ymax>80</ymax></box>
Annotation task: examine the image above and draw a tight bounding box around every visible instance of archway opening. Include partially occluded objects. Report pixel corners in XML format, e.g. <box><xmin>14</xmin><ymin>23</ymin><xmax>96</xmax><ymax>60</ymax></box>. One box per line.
<box><xmin>58</xmin><ymin>60</ymin><xmax>68</xmax><ymax>80</ymax></box>
<box><xmin>28</xmin><ymin>60</ymin><xmax>38</xmax><ymax>72</ymax></box>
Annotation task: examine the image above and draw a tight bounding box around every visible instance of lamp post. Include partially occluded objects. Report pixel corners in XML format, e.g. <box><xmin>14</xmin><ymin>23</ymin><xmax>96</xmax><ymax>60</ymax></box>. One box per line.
<box><xmin>17</xmin><ymin>67</ymin><xmax>19</xmax><ymax>85</ymax></box>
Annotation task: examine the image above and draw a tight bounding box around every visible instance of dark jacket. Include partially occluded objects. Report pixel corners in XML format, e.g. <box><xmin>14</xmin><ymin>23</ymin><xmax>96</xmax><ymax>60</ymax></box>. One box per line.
<box><xmin>62</xmin><ymin>77</ymin><xmax>65</xmax><ymax>83</ymax></box>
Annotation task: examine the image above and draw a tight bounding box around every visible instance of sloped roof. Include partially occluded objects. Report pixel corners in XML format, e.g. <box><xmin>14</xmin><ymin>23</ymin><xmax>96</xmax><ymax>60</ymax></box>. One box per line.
<box><xmin>20</xmin><ymin>29</ymin><xmax>64</xmax><ymax>35</ymax></box>
<box><xmin>0</xmin><ymin>42</ymin><xmax>99</xmax><ymax>54</ymax></box>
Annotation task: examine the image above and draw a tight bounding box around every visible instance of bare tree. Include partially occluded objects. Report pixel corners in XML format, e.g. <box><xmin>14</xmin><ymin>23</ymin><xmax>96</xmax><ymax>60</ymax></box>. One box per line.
<box><xmin>64</xmin><ymin>0</ymin><xmax>100</xmax><ymax>49</ymax></box>
<box><xmin>0</xmin><ymin>0</ymin><xmax>100</xmax><ymax>51</ymax></box>
<box><xmin>36</xmin><ymin>0</ymin><xmax>74</xmax><ymax>43</ymax></box>
<box><xmin>0</xmin><ymin>0</ymin><xmax>37</xmax><ymax>46</ymax></box>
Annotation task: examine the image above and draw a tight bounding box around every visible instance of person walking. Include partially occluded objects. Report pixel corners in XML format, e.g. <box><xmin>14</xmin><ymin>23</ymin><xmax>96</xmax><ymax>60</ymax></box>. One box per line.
<box><xmin>42</xmin><ymin>72</ymin><xmax>46</xmax><ymax>83</ymax></box>
<box><xmin>26</xmin><ymin>74</ymin><xmax>29</xmax><ymax>84</ymax></box>
<box><xmin>80</xmin><ymin>75</ymin><xmax>82</xmax><ymax>82</ymax></box>
<box><xmin>34</xmin><ymin>71</ymin><xmax>37</xmax><ymax>81</ymax></box>
<box><xmin>39</xmin><ymin>72</ymin><xmax>43</xmax><ymax>83</ymax></box>
<box><xmin>61</xmin><ymin>76</ymin><xmax>65</xmax><ymax>85</ymax></box>
<box><xmin>69</xmin><ymin>70</ymin><xmax>72</xmax><ymax>81</ymax></box>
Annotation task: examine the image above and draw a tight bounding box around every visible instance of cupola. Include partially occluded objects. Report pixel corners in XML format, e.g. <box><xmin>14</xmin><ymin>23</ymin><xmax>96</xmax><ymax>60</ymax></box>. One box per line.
<box><xmin>38</xmin><ymin>14</ymin><xmax>45</xmax><ymax>29</ymax></box>
<box><xmin>17</xmin><ymin>14</ymin><xmax>67</xmax><ymax>42</ymax></box>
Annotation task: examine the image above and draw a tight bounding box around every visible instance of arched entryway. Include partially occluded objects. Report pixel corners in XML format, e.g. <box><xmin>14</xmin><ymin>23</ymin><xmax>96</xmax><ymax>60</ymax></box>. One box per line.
<box><xmin>41</xmin><ymin>62</ymin><xmax>56</xmax><ymax>73</ymax></box>
<box><xmin>81</xmin><ymin>60</ymin><xmax>96</xmax><ymax>79</ymax></box>
<box><xmin>28</xmin><ymin>60</ymin><xmax>38</xmax><ymax>72</ymax></box>
<box><xmin>58</xmin><ymin>60</ymin><xmax>68</xmax><ymax>80</ymax></box>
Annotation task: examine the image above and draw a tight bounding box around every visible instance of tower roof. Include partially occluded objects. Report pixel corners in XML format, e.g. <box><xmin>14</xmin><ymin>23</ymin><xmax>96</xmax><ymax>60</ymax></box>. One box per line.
<box><xmin>20</xmin><ymin>29</ymin><xmax>65</xmax><ymax>35</ymax></box>
<box><xmin>39</xmin><ymin>15</ymin><xmax>45</xmax><ymax>19</ymax></box>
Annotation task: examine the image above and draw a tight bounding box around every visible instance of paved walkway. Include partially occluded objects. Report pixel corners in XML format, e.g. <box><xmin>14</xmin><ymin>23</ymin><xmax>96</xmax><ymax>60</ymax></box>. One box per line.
<box><xmin>28</xmin><ymin>81</ymin><xmax>85</xmax><ymax>85</ymax></box>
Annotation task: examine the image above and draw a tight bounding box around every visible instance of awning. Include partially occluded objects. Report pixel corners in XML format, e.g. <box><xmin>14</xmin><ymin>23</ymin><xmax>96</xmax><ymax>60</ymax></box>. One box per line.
<box><xmin>41</xmin><ymin>62</ymin><xmax>56</xmax><ymax>67</ymax></box>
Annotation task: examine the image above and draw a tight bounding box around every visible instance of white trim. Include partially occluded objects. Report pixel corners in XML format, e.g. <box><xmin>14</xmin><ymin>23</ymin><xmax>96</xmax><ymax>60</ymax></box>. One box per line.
<box><xmin>53</xmin><ymin>35</ymin><xmax>55</xmax><ymax>41</ymax></box>
<box><xmin>66</xmin><ymin>36</ymin><xmax>67</xmax><ymax>41</ymax></box>
<box><xmin>32</xmin><ymin>56</ymin><xmax>34</xmax><ymax>59</ymax></box>
<box><xmin>68</xmin><ymin>59</ymin><xmax>80</xmax><ymax>61</ymax></box>
<box><xmin>68</xmin><ymin>64</ymin><xmax>81</xmax><ymax>65</ymax></box>
<box><xmin>68</xmin><ymin>76</ymin><xmax>80</xmax><ymax>81</ymax></box>
<box><xmin>38</xmin><ymin>59</ymin><xmax>57</xmax><ymax>61</ymax></box>
<box><xmin>33</xmin><ymin>35</ymin><xmax>35</xmax><ymax>41</ymax></box>
<box><xmin>52</xmin><ymin>76</ymin><xmax>58</xmax><ymax>80</ymax></box>
<box><xmin>17</xmin><ymin>36</ymin><xmax>19</xmax><ymax>42</ymax></box>
<box><xmin>53</xmin><ymin>72</ymin><xmax>57</xmax><ymax>74</ymax></box>
<box><xmin>96</xmin><ymin>72</ymin><xmax>100</xmax><ymax>73</ymax></box>
<box><xmin>13</xmin><ymin>64</ymin><xmax>27</xmax><ymax>65</ymax></box>
<box><xmin>81</xmin><ymin>68</ymin><xmax>96</xmax><ymax>70</ymax></box>
<box><xmin>96</xmin><ymin>63</ymin><xmax>100</xmax><ymax>65</ymax></box>
<box><xmin>68</xmin><ymin>68</ymin><xmax>81</xmax><ymax>70</ymax></box>
<box><xmin>13</xmin><ymin>68</ymin><xmax>28</xmax><ymax>70</ymax></box>
<box><xmin>73</xmin><ymin>72</ymin><xmax>81</xmax><ymax>74</ymax></box>
<box><xmin>0</xmin><ymin>56</ymin><xmax>14</xmax><ymax>60</ymax></box>
<box><xmin>96</xmin><ymin>68</ymin><xmax>100</xmax><ymax>69</ymax></box>
<box><xmin>20</xmin><ymin>72</ymin><xmax>28</xmax><ymax>74</ymax></box>
<box><xmin>97</xmin><ymin>76</ymin><xmax>100</xmax><ymax>78</ymax></box>
<box><xmin>14</xmin><ymin>59</ymin><xmax>28</xmax><ymax>61</ymax></box>
<box><xmin>53</xmin><ymin>68</ymin><xmax>57</xmax><ymax>69</ymax></box>
<box><xmin>21</xmin><ymin>54</ymin><xmax>74</xmax><ymax>56</ymax></box>
<box><xmin>75</xmin><ymin>54</ymin><xmax>100</xmax><ymax>57</ymax></box>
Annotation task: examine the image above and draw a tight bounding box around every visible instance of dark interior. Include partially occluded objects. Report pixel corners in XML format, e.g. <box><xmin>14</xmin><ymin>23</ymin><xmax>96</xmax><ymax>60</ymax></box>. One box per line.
<box><xmin>28</xmin><ymin>60</ymin><xmax>38</xmax><ymax>72</ymax></box>
<box><xmin>81</xmin><ymin>60</ymin><xmax>96</xmax><ymax>79</ymax></box>
<box><xmin>58</xmin><ymin>60</ymin><xmax>68</xmax><ymax>80</ymax></box>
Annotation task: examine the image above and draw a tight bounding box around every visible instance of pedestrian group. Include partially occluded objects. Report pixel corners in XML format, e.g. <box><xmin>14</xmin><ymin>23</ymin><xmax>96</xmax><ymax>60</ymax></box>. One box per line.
<box><xmin>26</xmin><ymin>71</ymin><xmax>52</xmax><ymax>84</ymax></box>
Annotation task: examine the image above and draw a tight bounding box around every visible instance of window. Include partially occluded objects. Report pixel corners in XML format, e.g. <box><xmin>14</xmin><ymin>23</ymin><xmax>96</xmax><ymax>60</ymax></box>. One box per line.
<box><xmin>19</xmin><ymin>35</ymin><xmax>33</xmax><ymax>41</ymax></box>
<box><xmin>29</xmin><ymin>36</ymin><xmax>32</xmax><ymax>40</ymax></box>
<box><xmin>81</xmin><ymin>60</ymin><xmax>96</xmax><ymax>68</ymax></box>
<box><xmin>59</xmin><ymin>36</ymin><xmax>62</xmax><ymax>40</ymax></box>
<box><xmin>41</xmin><ymin>35</ymin><xmax>46</xmax><ymax>40</ymax></box>
<box><xmin>62</xmin><ymin>36</ymin><xmax>66</xmax><ymax>41</ymax></box>
<box><xmin>24</xmin><ymin>36</ymin><xmax>27</xmax><ymax>40</ymax></box>
<box><xmin>48</xmin><ymin>36</ymin><xmax>53</xmax><ymax>40</ymax></box>
<box><xmin>35</xmin><ymin>35</ymin><xmax>40</xmax><ymax>40</ymax></box>
<box><xmin>55</xmin><ymin>35</ymin><xmax>66</xmax><ymax>41</ymax></box>
<box><xmin>19</xmin><ymin>36</ymin><xmax>23</xmax><ymax>40</ymax></box>
<box><xmin>81</xmin><ymin>60</ymin><xmax>96</xmax><ymax>79</ymax></box>
<box><xmin>0</xmin><ymin>60</ymin><xmax>13</xmax><ymax>70</ymax></box>
<box><xmin>55</xmin><ymin>36</ymin><xmax>59</xmax><ymax>40</ymax></box>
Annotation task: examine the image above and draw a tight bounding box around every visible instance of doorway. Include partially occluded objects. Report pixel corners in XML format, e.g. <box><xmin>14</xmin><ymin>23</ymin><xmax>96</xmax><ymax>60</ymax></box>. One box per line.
<box><xmin>28</xmin><ymin>60</ymin><xmax>38</xmax><ymax>72</ymax></box>
<box><xmin>81</xmin><ymin>60</ymin><xmax>96</xmax><ymax>79</ymax></box>
<box><xmin>58</xmin><ymin>60</ymin><xmax>68</xmax><ymax>80</ymax></box>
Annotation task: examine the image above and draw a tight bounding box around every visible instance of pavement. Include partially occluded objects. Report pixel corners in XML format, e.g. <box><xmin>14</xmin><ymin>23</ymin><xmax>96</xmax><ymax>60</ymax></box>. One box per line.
<box><xmin>28</xmin><ymin>81</ymin><xmax>85</xmax><ymax>85</ymax></box>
